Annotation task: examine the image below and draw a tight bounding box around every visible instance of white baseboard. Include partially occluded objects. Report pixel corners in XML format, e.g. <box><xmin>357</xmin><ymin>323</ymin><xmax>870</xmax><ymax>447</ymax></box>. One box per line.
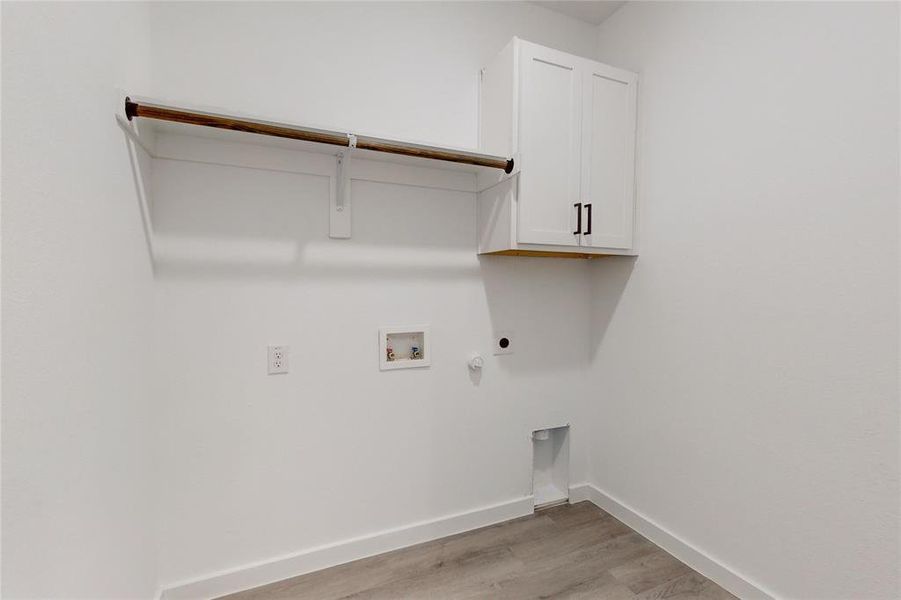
<box><xmin>161</xmin><ymin>485</ymin><xmax>775</xmax><ymax>600</ymax></box>
<box><xmin>160</xmin><ymin>495</ymin><xmax>534</xmax><ymax>600</ymax></box>
<box><xmin>569</xmin><ymin>483</ymin><xmax>776</xmax><ymax>600</ymax></box>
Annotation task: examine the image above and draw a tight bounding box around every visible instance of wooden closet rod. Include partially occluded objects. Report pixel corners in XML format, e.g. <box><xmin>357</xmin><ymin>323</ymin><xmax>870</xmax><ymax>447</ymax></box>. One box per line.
<box><xmin>125</xmin><ymin>98</ymin><xmax>515</xmax><ymax>173</ymax></box>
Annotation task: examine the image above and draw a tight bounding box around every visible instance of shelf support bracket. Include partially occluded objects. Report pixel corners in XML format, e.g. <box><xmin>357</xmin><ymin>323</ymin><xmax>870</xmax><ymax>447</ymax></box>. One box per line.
<box><xmin>330</xmin><ymin>133</ymin><xmax>356</xmax><ymax>239</ymax></box>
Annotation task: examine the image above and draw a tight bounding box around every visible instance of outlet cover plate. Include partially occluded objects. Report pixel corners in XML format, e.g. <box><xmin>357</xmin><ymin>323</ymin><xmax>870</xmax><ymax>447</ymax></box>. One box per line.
<box><xmin>268</xmin><ymin>345</ymin><xmax>289</xmax><ymax>374</ymax></box>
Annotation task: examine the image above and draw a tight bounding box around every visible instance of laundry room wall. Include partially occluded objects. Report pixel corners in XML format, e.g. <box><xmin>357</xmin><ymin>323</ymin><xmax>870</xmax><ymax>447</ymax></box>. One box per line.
<box><xmin>2</xmin><ymin>2</ymin><xmax>158</xmax><ymax>597</ymax></box>
<box><xmin>147</xmin><ymin>2</ymin><xmax>600</xmax><ymax>590</ymax></box>
<box><xmin>586</xmin><ymin>2</ymin><xmax>900</xmax><ymax>598</ymax></box>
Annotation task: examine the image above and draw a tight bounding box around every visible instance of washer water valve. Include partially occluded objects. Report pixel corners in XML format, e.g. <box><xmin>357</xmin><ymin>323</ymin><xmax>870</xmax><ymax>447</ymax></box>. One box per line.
<box><xmin>468</xmin><ymin>354</ymin><xmax>485</xmax><ymax>370</ymax></box>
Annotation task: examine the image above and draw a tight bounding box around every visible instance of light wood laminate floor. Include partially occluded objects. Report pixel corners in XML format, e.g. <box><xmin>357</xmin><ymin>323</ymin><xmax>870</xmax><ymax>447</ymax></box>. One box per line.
<box><xmin>222</xmin><ymin>502</ymin><xmax>738</xmax><ymax>600</ymax></box>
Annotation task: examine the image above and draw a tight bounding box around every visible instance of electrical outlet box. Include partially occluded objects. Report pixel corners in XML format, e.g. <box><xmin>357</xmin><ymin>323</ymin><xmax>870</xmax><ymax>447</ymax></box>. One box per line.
<box><xmin>494</xmin><ymin>331</ymin><xmax>514</xmax><ymax>355</ymax></box>
<box><xmin>268</xmin><ymin>345</ymin><xmax>289</xmax><ymax>374</ymax></box>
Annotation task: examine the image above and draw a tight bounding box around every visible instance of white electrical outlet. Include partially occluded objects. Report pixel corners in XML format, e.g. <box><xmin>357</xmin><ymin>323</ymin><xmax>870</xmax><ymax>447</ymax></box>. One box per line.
<box><xmin>494</xmin><ymin>331</ymin><xmax>514</xmax><ymax>355</ymax></box>
<box><xmin>268</xmin><ymin>345</ymin><xmax>289</xmax><ymax>374</ymax></box>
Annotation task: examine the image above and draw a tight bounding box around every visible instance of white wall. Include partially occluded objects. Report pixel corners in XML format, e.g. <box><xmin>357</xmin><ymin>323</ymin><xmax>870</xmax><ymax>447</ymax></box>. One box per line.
<box><xmin>588</xmin><ymin>2</ymin><xmax>900</xmax><ymax>599</ymax></box>
<box><xmin>148</xmin><ymin>1</ymin><xmax>598</xmax><ymax>150</ymax></box>
<box><xmin>147</xmin><ymin>2</ymin><xmax>598</xmax><ymax>589</ymax></box>
<box><xmin>1</xmin><ymin>2</ymin><xmax>158</xmax><ymax>598</ymax></box>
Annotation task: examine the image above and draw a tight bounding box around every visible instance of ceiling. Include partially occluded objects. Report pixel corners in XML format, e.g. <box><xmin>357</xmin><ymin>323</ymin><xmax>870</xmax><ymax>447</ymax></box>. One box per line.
<box><xmin>533</xmin><ymin>1</ymin><xmax>626</xmax><ymax>25</ymax></box>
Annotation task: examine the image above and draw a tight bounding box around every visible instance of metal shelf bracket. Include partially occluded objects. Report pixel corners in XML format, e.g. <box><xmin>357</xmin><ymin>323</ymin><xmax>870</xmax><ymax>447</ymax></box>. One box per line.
<box><xmin>331</xmin><ymin>133</ymin><xmax>357</xmax><ymax>239</ymax></box>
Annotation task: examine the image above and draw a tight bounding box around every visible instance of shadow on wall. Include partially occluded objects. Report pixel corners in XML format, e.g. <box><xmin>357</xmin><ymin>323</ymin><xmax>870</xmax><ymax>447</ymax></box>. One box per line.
<box><xmin>128</xmin><ymin>144</ymin><xmax>483</xmax><ymax>281</ymax></box>
<box><xmin>123</xmin><ymin>129</ymin><xmax>635</xmax><ymax>375</ymax></box>
<box><xmin>122</xmin><ymin>125</ymin><xmax>155</xmax><ymax>272</ymax></box>
<box><xmin>587</xmin><ymin>256</ymin><xmax>636</xmax><ymax>363</ymax></box>
<box><xmin>480</xmin><ymin>254</ymin><xmax>596</xmax><ymax>374</ymax></box>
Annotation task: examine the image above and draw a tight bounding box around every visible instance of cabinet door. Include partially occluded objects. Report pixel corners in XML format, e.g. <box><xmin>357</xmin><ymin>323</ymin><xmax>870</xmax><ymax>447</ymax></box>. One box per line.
<box><xmin>517</xmin><ymin>43</ymin><xmax>582</xmax><ymax>246</ymax></box>
<box><xmin>580</xmin><ymin>61</ymin><xmax>637</xmax><ymax>249</ymax></box>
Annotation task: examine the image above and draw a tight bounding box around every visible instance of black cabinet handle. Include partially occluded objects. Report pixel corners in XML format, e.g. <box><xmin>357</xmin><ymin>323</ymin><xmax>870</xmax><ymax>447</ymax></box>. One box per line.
<box><xmin>573</xmin><ymin>203</ymin><xmax>582</xmax><ymax>235</ymax></box>
<box><xmin>584</xmin><ymin>203</ymin><xmax>592</xmax><ymax>235</ymax></box>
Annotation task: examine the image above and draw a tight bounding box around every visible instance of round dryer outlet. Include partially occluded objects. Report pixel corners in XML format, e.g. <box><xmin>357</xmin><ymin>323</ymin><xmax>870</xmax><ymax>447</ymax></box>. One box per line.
<box><xmin>493</xmin><ymin>331</ymin><xmax>514</xmax><ymax>355</ymax></box>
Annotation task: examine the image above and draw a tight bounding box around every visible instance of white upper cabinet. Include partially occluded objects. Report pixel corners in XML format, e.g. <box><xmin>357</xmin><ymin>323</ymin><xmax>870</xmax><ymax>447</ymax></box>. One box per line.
<box><xmin>478</xmin><ymin>38</ymin><xmax>638</xmax><ymax>258</ymax></box>
<box><xmin>580</xmin><ymin>61</ymin><xmax>637</xmax><ymax>250</ymax></box>
<box><xmin>517</xmin><ymin>43</ymin><xmax>583</xmax><ymax>247</ymax></box>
